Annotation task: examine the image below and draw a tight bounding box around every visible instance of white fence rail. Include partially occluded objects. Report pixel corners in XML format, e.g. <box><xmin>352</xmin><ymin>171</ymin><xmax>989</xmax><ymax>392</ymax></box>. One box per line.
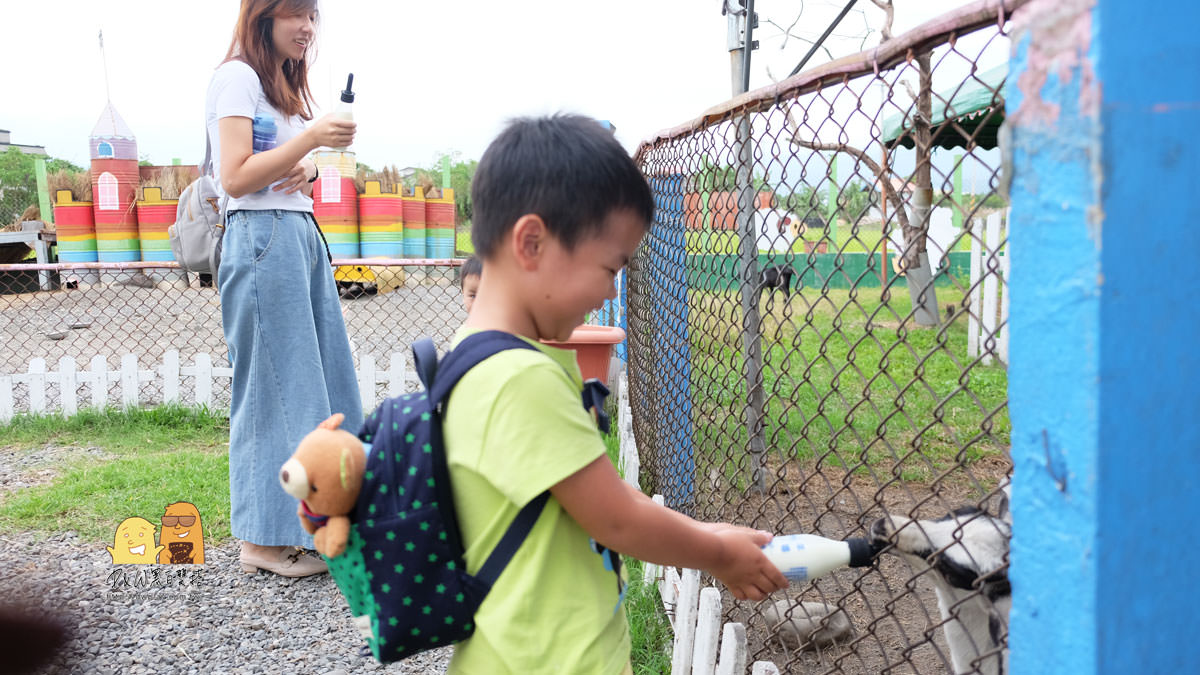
<box><xmin>0</xmin><ymin>350</ymin><xmax>420</xmax><ymax>422</ymax></box>
<box><xmin>617</xmin><ymin>372</ymin><xmax>778</xmax><ymax>675</ymax></box>
<box><xmin>967</xmin><ymin>210</ymin><xmax>1009</xmax><ymax>366</ymax></box>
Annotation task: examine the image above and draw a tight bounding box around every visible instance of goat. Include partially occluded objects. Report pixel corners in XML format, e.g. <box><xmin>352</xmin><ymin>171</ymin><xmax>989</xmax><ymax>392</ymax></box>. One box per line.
<box><xmin>759</xmin><ymin>264</ymin><xmax>795</xmax><ymax>300</ymax></box>
<box><xmin>869</xmin><ymin>486</ymin><xmax>1011</xmax><ymax>675</ymax></box>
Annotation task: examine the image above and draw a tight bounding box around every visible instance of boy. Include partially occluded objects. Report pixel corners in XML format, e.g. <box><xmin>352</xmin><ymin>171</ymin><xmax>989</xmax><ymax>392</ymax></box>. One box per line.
<box><xmin>444</xmin><ymin>115</ymin><xmax>787</xmax><ymax>674</ymax></box>
<box><xmin>459</xmin><ymin>255</ymin><xmax>481</xmax><ymax>313</ymax></box>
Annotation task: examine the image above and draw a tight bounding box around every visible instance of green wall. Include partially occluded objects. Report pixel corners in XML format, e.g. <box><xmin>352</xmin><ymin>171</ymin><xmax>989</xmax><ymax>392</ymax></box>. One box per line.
<box><xmin>685</xmin><ymin>251</ymin><xmax>974</xmax><ymax>291</ymax></box>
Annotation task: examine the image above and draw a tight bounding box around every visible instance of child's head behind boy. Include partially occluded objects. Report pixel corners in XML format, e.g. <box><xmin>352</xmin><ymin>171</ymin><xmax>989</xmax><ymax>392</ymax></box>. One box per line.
<box><xmin>468</xmin><ymin>114</ymin><xmax>655</xmax><ymax>342</ymax></box>
<box><xmin>459</xmin><ymin>255</ymin><xmax>482</xmax><ymax>313</ymax></box>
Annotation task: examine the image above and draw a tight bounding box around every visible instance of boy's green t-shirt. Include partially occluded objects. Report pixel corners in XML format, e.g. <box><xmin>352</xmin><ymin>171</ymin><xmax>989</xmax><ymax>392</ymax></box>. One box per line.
<box><xmin>443</xmin><ymin>329</ymin><xmax>629</xmax><ymax>675</ymax></box>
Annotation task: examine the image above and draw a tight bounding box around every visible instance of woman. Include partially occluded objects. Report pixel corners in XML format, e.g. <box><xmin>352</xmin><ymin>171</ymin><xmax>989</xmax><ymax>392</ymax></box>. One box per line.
<box><xmin>208</xmin><ymin>0</ymin><xmax>363</xmax><ymax>577</ymax></box>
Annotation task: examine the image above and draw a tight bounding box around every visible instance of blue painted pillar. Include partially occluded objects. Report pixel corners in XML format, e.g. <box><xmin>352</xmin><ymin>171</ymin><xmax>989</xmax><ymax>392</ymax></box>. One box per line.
<box><xmin>648</xmin><ymin>174</ymin><xmax>696</xmax><ymax>513</ymax></box>
<box><xmin>1007</xmin><ymin>1</ymin><xmax>1200</xmax><ymax>672</ymax></box>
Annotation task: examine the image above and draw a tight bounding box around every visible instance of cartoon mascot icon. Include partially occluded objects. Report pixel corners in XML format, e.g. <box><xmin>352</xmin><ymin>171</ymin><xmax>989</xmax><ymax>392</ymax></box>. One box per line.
<box><xmin>157</xmin><ymin>502</ymin><xmax>205</xmax><ymax>564</ymax></box>
<box><xmin>107</xmin><ymin>517</ymin><xmax>165</xmax><ymax>564</ymax></box>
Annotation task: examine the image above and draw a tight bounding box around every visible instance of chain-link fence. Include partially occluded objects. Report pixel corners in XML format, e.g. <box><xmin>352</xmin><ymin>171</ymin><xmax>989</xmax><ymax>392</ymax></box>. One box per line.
<box><xmin>629</xmin><ymin>2</ymin><xmax>1016</xmax><ymax>673</ymax></box>
<box><xmin>0</xmin><ymin>260</ymin><xmax>467</xmax><ymax>415</ymax></box>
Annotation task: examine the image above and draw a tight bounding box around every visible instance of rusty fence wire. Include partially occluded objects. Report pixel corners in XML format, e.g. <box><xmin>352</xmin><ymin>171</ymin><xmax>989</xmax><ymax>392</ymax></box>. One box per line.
<box><xmin>0</xmin><ymin>260</ymin><xmax>467</xmax><ymax>416</ymax></box>
<box><xmin>629</xmin><ymin>1</ymin><xmax>1020</xmax><ymax>673</ymax></box>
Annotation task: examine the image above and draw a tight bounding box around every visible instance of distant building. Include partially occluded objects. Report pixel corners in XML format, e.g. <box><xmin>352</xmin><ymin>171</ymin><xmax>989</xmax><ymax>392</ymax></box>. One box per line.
<box><xmin>0</xmin><ymin>129</ymin><xmax>47</xmax><ymax>155</ymax></box>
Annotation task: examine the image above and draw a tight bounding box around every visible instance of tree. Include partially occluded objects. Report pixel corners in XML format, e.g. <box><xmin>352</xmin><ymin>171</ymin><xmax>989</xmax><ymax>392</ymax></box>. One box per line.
<box><xmin>786</xmin><ymin>0</ymin><xmax>941</xmax><ymax>326</ymax></box>
<box><xmin>0</xmin><ymin>147</ymin><xmax>84</xmax><ymax>225</ymax></box>
<box><xmin>691</xmin><ymin>154</ymin><xmax>768</xmax><ymax>193</ymax></box>
<box><xmin>407</xmin><ymin>152</ymin><xmax>478</xmax><ymax>226</ymax></box>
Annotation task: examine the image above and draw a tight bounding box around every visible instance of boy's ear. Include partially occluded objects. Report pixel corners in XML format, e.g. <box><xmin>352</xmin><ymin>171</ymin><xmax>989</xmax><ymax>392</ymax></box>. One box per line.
<box><xmin>511</xmin><ymin>214</ymin><xmax>547</xmax><ymax>271</ymax></box>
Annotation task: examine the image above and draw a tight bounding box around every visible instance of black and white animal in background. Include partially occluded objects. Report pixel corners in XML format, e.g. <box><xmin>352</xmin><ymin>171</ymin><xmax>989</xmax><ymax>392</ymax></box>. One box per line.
<box><xmin>870</xmin><ymin>486</ymin><xmax>1011</xmax><ymax>675</ymax></box>
<box><xmin>759</xmin><ymin>264</ymin><xmax>795</xmax><ymax>299</ymax></box>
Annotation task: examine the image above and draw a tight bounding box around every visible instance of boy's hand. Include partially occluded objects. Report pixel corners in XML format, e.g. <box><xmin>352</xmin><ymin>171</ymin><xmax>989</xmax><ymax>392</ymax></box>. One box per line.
<box><xmin>707</xmin><ymin>527</ymin><xmax>789</xmax><ymax>601</ymax></box>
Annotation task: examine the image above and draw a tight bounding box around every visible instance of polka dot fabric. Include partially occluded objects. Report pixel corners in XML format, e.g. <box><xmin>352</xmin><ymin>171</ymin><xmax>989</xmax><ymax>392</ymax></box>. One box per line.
<box><xmin>324</xmin><ymin>332</ymin><xmax>548</xmax><ymax>664</ymax></box>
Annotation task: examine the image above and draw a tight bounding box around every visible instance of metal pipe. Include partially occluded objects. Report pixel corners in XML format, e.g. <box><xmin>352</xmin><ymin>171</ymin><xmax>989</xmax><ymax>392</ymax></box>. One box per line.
<box><xmin>788</xmin><ymin>0</ymin><xmax>860</xmax><ymax>78</ymax></box>
<box><xmin>740</xmin><ymin>0</ymin><xmax>756</xmax><ymax>93</ymax></box>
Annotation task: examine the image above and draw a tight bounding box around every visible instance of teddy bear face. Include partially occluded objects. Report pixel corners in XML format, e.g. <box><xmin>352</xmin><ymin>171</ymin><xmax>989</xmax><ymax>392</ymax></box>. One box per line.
<box><xmin>280</xmin><ymin>428</ymin><xmax>366</xmax><ymax>516</ymax></box>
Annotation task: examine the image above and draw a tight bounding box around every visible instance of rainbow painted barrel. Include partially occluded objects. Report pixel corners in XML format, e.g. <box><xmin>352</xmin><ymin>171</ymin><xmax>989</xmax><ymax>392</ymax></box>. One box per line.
<box><xmin>357</xmin><ymin>181</ymin><xmax>404</xmax><ymax>258</ymax></box>
<box><xmin>135</xmin><ymin>187</ymin><xmax>188</xmax><ymax>285</ymax></box>
<box><xmin>401</xmin><ymin>186</ymin><xmax>426</xmax><ymax>258</ymax></box>
<box><xmin>134</xmin><ymin>187</ymin><xmax>177</xmax><ymax>262</ymax></box>
<box><xmin>91</xmin><ymin>158</ymin><xmax>141</xmax><ymax>263</ymax></box>
<box><xmin>53</xmin><ymin>189</ymin><xmax>101</xmax><ymax>286</ymax></box>
<box><xmin>53</xmin><ymin>190</ymin><xmax>97</xmax><ymax>263</ymax></box>
<box><xmin>425</xmin><ymin>187</ymin><xmax>455</xmax><ymax>258</ymax></box>
<box><xmin>312</xmin><ymin>151</ymin><xmax>360</xmax><ymax>258</ymax></box>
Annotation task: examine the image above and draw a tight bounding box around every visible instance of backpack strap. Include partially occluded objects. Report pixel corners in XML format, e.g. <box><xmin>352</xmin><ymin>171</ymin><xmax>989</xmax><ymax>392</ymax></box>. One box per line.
<box><xmin>427</xmin><ymin>330</ymin><xmax>538</xmax><ymax>405</ymax></box>
<box><xmin>474</xmin><ymin>491</ymin><xmax>551</xmax><ymax>588</ymax></box>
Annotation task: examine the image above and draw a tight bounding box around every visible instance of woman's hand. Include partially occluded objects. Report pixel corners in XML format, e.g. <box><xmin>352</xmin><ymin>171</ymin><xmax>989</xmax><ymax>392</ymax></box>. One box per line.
<box><xmin>273</xmin><ymin>158</ymin><xmax>317</xmax><ymax>194</ymax></box>
<box><xmin>305</xmin><ymin>114</ymin><xmax>356</xmax><ymax>150</ymax></box>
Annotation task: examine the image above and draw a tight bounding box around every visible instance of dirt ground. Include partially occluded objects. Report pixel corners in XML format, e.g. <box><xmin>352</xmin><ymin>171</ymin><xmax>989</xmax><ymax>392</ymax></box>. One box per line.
<box><xmin>692</xmin><ymin>453</ymin><xmax>1011</xmax><ymax>674</ymax></box>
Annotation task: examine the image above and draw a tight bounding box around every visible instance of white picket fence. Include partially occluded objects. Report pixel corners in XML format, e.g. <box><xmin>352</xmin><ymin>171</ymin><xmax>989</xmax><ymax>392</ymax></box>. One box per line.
<box><xmin>0</xmin><ymin>350</ymin><xmax>421</xmax><ymax>422</ymax></box>
<box><xmin>967</xmin><ymin>210</ymin><xmax>1009</xmax><ymax>366</ymax></box>
<box><xmin>617</xmin><ymin>372</ymin><xmax>779</xmax><ymax>675</ymax></box>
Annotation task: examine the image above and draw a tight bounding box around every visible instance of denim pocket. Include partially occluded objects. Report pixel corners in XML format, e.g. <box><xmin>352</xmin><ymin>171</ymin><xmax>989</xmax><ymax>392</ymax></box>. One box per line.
<box><xmin>249</xmin><ymin>212</ymin><xmax>279</xmax><ymax>263</ymax></box>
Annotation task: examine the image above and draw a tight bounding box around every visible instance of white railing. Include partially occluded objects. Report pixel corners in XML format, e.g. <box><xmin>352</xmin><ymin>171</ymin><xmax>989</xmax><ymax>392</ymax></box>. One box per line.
<box><xmin>617</xmin><ymin>372</ymin><xmax>779</xmax><ymax>675</ymax></box>
<box><xmin>0</xmin><ymin>350</ymin><xmax>420</xmax><ymax>422</ymax></box>
<box><xmin>967</xmin><ymin>210</ymin><xmax>1009</xmax><ymax>366</ymax></box>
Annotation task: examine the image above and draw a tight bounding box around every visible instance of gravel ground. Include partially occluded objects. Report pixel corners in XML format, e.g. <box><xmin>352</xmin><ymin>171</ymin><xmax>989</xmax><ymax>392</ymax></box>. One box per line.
<box><xmin>0</xmin><ymin>441</ymin><xmax>453</xmax><ymax>675</ymax></box>
<box><xmin>1</xmin><ymin>532</ymin><xmax>453</xmax><ymax>675</ymax></box>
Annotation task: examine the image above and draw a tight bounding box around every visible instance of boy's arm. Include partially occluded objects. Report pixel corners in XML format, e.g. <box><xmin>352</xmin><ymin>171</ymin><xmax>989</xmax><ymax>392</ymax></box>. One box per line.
<box><xmin>551</xmin><ymin>457</ymin><xmax>788</xmax><ymax>601</ymax></box>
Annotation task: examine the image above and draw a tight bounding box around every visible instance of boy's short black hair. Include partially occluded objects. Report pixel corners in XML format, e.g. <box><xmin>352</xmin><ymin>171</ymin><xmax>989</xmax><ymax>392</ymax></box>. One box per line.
<box><xmin>470</xmin><ymin>114</ymin><xmax>655</xmax><ymax>259</ymax></box>
<box><xmin>459</xmin><ymin>255</ymin><xmax>481</xmax><ymax>285</ymax></box>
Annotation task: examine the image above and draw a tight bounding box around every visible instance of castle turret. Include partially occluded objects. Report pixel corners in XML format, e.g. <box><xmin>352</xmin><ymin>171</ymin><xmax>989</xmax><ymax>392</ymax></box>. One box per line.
<box><xmin>89</xmin><ymin>102</ymin><xmax>140</xmax><ymax>264</ymax></box>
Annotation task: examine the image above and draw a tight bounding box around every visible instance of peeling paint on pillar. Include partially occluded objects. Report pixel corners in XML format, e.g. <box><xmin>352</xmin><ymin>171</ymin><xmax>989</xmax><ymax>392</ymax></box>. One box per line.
<box><xmin>1008</xmin><ymin>0</ymin><xmax>1200</xmax><ymax>672</ymax></box>
<box><xmin>1006</xmin><ymin>0</ymin><xmax>1102</xmax><ymax>671</ymax></box>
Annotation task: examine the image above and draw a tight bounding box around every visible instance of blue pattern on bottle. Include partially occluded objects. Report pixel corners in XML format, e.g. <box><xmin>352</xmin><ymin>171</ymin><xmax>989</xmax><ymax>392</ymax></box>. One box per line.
<box><xmin>251</xmin><ymin>113</ymin><xmax>278</xmax><ymax>193</ymax></box>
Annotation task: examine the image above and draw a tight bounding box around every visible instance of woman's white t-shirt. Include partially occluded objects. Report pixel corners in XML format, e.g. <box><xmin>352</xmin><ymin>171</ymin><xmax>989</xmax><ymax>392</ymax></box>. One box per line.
<box><xmin>205</xmin><ymin>60</ymin><xmax>313</xmax><ymax>213</ymax></box>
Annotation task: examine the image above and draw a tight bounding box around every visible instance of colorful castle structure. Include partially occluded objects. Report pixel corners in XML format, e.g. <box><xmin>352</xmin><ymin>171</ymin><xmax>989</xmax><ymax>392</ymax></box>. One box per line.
<box><xmin>89</xmin><ymin>103</ymin><xmax>141</xmax><ymax>282</ymax></box>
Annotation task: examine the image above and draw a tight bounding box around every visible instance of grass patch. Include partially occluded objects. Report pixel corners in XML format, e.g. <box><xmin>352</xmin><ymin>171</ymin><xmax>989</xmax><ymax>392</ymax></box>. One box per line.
<box><xmin>623</xmin><ymin>557</ymin><xmax>674</xmax><ymax>674</ymax></box>
<box><xmin>682</xmin><ymin>286</ymin><xmax>1009</xmax><ymax>486</ymax></box>
<box><xmin>0</xmin><ymin>405</ymin><xmax>231</xmax><ymax>543</ymax></box>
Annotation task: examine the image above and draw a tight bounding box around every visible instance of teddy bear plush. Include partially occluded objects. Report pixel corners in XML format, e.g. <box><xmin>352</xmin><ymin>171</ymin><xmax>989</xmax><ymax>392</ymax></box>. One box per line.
<box><xmin>279</xmin><ymin>413</ymin><xmax>366</xmax><ymax>558</ymax></box>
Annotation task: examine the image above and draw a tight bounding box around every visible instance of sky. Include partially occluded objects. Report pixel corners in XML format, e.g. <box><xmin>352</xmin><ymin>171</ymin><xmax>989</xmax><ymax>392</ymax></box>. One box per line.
<box><xmin>1</xmin><ymin>0</ymin><xmax>1001</xmax><ymax>174</ymax></box>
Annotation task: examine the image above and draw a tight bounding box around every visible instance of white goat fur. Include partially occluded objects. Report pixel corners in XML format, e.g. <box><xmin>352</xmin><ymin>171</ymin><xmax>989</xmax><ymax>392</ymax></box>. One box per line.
<box><xmin>870</xmin><ymin>485</ymin><xmax>1011</xmax><ymax>675</ymax></box>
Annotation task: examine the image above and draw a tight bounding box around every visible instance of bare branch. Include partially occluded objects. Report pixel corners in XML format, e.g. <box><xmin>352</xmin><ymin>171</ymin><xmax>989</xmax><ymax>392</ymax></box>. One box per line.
<box><xmin>869</xmin><ymin>0</ymin><xmax>894</xmax><ymax>42</ymax></box>
<box><xmin>783</xmin><ymin>110</ymin><xmax>912</xmax><ymax>240</ymax></box>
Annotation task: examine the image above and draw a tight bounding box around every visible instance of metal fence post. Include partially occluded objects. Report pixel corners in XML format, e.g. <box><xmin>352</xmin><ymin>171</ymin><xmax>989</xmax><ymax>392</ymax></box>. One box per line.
<box><xmin>729</xmin><ymin>0</ymin><xmax>768</xmax><ymax>494</ymax></box>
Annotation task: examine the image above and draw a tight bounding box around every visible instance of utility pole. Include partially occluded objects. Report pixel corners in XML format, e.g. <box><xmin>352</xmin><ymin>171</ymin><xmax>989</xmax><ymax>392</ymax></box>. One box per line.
<box><xmin>727</xmin><ymin>0</ymin><xmax>768</xmax><ymax>493</ymax></box>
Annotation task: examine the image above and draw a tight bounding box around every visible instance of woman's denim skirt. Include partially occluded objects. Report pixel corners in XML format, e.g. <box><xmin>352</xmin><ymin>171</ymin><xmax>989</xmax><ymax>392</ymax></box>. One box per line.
<box><xmin>219</xmin><ymin>209</ymin><xmax>364</xmax><ymax>547</ymax></box>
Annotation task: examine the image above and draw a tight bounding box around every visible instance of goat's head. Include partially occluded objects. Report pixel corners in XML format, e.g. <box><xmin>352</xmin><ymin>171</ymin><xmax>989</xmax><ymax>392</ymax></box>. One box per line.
<box><xmin>869</xmin><ymin>486</ymin><xmax>1012</xmax><ymax>675</ymax></box>
<box><xmin>869</xmin><ymin>489</ymin><xmax>1011</xmax><ymax>601</ymax></box>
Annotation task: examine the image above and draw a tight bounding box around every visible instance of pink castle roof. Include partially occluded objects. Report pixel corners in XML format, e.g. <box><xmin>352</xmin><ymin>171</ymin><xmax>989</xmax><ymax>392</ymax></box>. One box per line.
<box><xmin>89</xmin><ymin>102</ymin><xmax>135</xmax><ymax>140</ymax></box>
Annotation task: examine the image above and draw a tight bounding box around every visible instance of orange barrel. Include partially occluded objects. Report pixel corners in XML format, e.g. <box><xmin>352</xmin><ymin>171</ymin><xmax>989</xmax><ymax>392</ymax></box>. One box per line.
<box><xmin>91</xmin><ymin>157</ymin><xmax>141</xmax><ymax>262</ymax></box>
<box><xmin>402</xmin><ymin>186</ymin><xmax>426</xmax><ymax>257</ymax></box>
<box><xmin>53</xmin><ymin>190</ymin><xmax>97</xmax><ymax>263</ymax></box>
<box><xmin>425</xmin><ymin>187</ymin><xmax>455</xmax><ymax>258</ymax></box>
<box><xmin>312</xmin><ymin>151</ymin><xmax>359</xmax><ymax>258</ymax></box>
<box><xmin>357</xmin><ymin>181</ymin><xmax>404</xmax><ymax>257</ymax></box>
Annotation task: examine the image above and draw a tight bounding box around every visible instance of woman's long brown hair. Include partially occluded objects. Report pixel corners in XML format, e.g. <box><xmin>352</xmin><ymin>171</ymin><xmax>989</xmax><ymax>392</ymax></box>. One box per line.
<box><xmin>223</xmin><ymin>0</ymin><xmax>318</xmax><ymax>120</ymax></box>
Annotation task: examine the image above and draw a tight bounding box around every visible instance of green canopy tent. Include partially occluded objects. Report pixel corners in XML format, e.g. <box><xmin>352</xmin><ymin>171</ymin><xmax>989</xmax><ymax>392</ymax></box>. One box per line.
<box><xmin>881</xmin><ymin>63</ymin><xmax>1007</xmax><ymax>150</ymax></box>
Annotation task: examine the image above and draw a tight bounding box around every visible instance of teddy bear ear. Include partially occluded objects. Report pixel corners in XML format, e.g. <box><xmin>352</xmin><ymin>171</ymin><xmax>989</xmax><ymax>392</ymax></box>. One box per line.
<box><xmin>318</xmin><ymin>413</ymin><xmax>345</xmax><ymax>431</ymax></box>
